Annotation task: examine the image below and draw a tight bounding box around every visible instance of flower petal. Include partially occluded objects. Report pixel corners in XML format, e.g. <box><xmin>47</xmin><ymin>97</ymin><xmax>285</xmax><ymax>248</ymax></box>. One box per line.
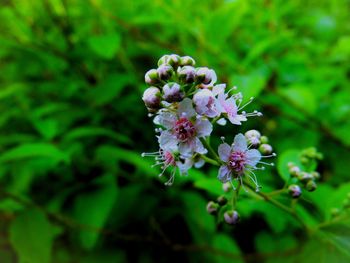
<box><xmin>194</xmin><ymin>137</ymin><xmax>207</xmax><ymax>154</ymax></box>
<box><xmin>246</xmin><ymin>149</ymin><xmax>261</xmax><ymax>167</ymax></box>
<box><xmin>217</xmin><ymin>165</ymin><xmax>232</xmax><ymax>183</ymax></box>
<box><xmin>178</xmin><ymin>141</ymin><xmax>194</xmax><ymax>158</ymax></box>
<box><xmin>232</xmin><ymin>133</ymin><xmax>247</xmax><ymax>152</ymax></box>
<box><xmin>157</xmin><ymin>111</ymin><xmax>177</xmax><ymax>129</ymax></box>
<box><xmin>218</xmin><ymin>143</ymin><xmax>231</xmax><ymax>162</ymax></box>
<box><xmin>176</xmin><ymin>159</ymin><xmax>193</xmax><ymax>175</ymax></box>
<box><xmin>194</xmin><ymin>158</ymin><xmax>205</xmax><ymax>168</ymax></box>
<box><xmin>159</xmin><ymin>131</ymin><xmax>177</xmax><ymax>151</ymax></box>
<box><xmin>178</xmin><ymin>98</ymin><xmax>196</xmax><ymax>118</ymax></box>
<box><xmin>195</xmin><ymin>118</ymin><xmax>213</xmax><ymax>137</ymax></box>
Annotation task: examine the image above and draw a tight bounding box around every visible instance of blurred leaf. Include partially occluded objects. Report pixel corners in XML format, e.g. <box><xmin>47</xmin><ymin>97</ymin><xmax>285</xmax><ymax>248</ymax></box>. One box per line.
<box><xmin>73</xmin><ymin>174</ymin><xmax>118</xmax><ymax>250</ymax></box>
<box><xmin>0</xmin><ymin>83</ymin><xmax>26</xmax><ymax>100</ymax></box>
<box><xmin>194</xmin><ymin>177</ymin><xmax>222</xmax><ymax>196</ymax></box>
<box><xmin>87</xmin><ymin>33</ymin><xmax>121</xmax><ymax>59</ymax></box>
<box><xmin>279</xmin><ymin>86</ymin><xmax>317</xmax><ymax>115</ymax></box>
<box><xmin>9</xmin><ymin>209</ymin><xmax>58</xmax><ymax>263</ymax></box>
<box><xmin>0</xmin><ymin>143</ymin><xmax>69</xmax><ymax>164</ymax></box>
<box><xmin>211</xmin><ymin>234</ymin><xmax>243</xmax><ymax>263</ymax></box>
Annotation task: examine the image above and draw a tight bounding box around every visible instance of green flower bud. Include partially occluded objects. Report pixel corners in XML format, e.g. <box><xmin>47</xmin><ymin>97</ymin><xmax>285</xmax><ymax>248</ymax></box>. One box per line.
<box><xmin>180</xmin><ymin>56</ymin><xmax>195</xmax><ymax>66</ymax></box>
<box><xmin>260</xmin><ymin>135</ymin><xmax>269</xmax><ymax>144</ymax></box>
<box><xmin>217</xmin><ymin>195</ymin><xmax>228</xmax><ymax>206</ymax></box>
<box><xmin>224</xmin><ymin>210</ymin><xmax>239</xmax><ymax>225</ymax></box>
<box><xmin>142</xmin><ymin>87</ymin><xmax>161</xmax><ymax>109</ymax></box>
<box><xmin>222</xmin><ymin>182</ymin><xmax>232</xmax><ymax>192</ymax></box>
<box><xmin>206</xmin><ymin>201</ymin><xmax>219</xmax><ymax>215</ymax></box>
<box><xmin>311</xmin><ymin>171</ymin><xmax>320</xmax><ymax>180</ymax></box>
<box><xmin>306</xmin><ymin>180</ymin><xmax>317</xmax><ymax>192</ymax></box>
<box><xmin>158</xmin><ymin>55</ymin><xmax>169</xmax><ymax>66</ymax></box>
<box><xmin>177</xmin><ymin>66</ymin><xmax>196</xmax><ymax>84</ymax></box>
<box><xmin>298</xmin><ymin>172</ymin><xmax>313</xmax><ymax>183</ymax></box>
<box><xmin>157</xmin><ymin>64</ymin><xmax>174</xmax><ymax>81</ymax></box>
<box><xmin>259</xmin><ymin>144</ymin><xmax>273</xmax><ymax>155</ymax></box>
<box><xmin>145</xmin><ymin>69</ymin><xmax>159</xmax><ymax>85</ymax></box>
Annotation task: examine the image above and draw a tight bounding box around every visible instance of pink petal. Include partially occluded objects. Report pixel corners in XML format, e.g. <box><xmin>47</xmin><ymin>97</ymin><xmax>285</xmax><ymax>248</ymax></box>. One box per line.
<box><xmin>218</xmin><ymin>165</ymin><xmax>232</xmax><ymax>183</ymax></box>
<box><xmin>218</xmin><ymin>143</ymin><xmax>231</xmax><ymax>162</ymax></box>
<box><xmin>232</xmin><ymin>134</ymin><xmax>247</xmax><ymax>152</ymax></box>
<box><xmin>246</xmin><ymin>149</ymin><xmax>261</xmax><ymax>167</ymax></box>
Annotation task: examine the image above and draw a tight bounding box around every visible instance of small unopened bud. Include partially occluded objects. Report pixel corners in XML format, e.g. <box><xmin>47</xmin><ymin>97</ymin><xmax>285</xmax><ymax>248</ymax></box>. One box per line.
<box><xmin>288</xmin><ymin>164</ymin><xmax>301</xmax><ymax>177</ymax></box>
<box><xmin>206</xmin><ymin>201</ymin><xmax>219</xmax><ymax>215</ymax></box>
<box><xmin>157</xmin><ymin>55</ymin><xmax>169</xmax><ymax>66</ymax></box>
<box><xmin>180</xmin><ymin>56</ymin><xmax>195</xmax><ymax>66</ymax></box>
<box><xmin>298</xmin><ymin>172</ymin><xmax>313</xmax><ymax>183</ymax></box>
<box><xmin>157</xmin><ymin>64</ymin><xmax>174</xmax><ymax>81</ymax></box>
<box><xmin>245</xmin><ymin>130</ymin><xmax>261</xmax><ymax>146</ymax></box>
<box><xmin>224</xmin><ymin>210</ymin><xmax>239</xmax><ymax>225</ymax></box>
<box><xmin>145</xmin><ymin>69</ymin><xmax>159</xmax><ymax>85</ymax></box>
<box><xmin>195</xmin><ymin>67</ymin><xmax>216</xmax><ymax>85</ymax></box>
<box><xmin>306</xmin><ymin>180</ymin><xmax>317</xmax><ymax>192</ymax></box>
<box><xmin>259</xmin><ymin>144</ymin><xmax>273</xmax><ymax>155</ymax></box>
<box><xmin>163</xmin><ymin>83</ymin><xmax>183</xmax><ymax>102</ymax></box>
<box><xmin>311</xmin><ymin>171</ymin><xmax>320</xmax><ymax>180</ymax></box>
<box><xmin>177</xmin><ymin>66</ymin><xmax>196</xmax><ymax>84</ymax></box>
<box><xmin>222</xmin><ymin>182</ymin><xmax>232</xmax><ymax>192</ymax></box>
<box><xmin>260</xmin><ymin>135</ymin><xmax>269</xmax><ymax>144</ymax></box>
<box><xmin>288</xmin><ymin>184</ymin><xmax>302</xmax><ymax>198</ymax></box>
<box><xmin>142</xmin><ymin>87</ymin><xmax>161</xmax><ymax>109</ymax></box>
<box><xmin>166</xmin><ymin>54</ymin><xmax>181</xmax><ymax>68</ymax></box>
<box><xmin>217</xmin><ymin>196</ymin><xmax>228</xmax><ymax>206</ymax></box>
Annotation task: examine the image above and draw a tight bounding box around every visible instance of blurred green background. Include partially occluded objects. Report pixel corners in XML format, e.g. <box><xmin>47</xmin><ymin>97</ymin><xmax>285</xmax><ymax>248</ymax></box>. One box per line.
<box><xmin>0</xmin><ymin>0</ymin><xmax>350</xmax><ymax>262</ymax></box>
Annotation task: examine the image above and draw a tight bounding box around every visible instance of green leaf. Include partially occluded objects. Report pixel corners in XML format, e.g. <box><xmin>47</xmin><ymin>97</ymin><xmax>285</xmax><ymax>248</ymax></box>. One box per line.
<box><xmin>277</xmin><ymin>149</ymin><xmax>301</xmax><ymax>182</ymax></box>
<box><xmin>87</xmin><ymin>33</ymin><xmax>121</xmax><ymax>59</ymax></box>
<box><xmin>73</xmin><ymin>174</ymin><xmax>118</xmax><ymax>250</ymax></box>
<box><xmin>279</xmin><ymin>86</ymin><xmax>317</xmax><ymax>115</ymax></box>
<box><xmin>0</xmin><ymin>143</ymin><xmax>70</xmax><ymax>164</ymax></box>
<box><xmin>194</xmin><ymin>177</ymin><xmax>223</xmax><ymax>196</ymax></box>
<box><xmin>211</xmin><ymin>234</ymin><xmax>243</xmax><ymax>263</ymax></box>
<box><xmin>9</xmin><ymin>209</ymin><xmax>58</xmax><ymax>263</ymax></box>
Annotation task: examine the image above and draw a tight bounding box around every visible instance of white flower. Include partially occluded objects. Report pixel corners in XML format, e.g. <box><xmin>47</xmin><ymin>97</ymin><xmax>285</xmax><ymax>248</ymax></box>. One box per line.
<box><xmin>157</xmin><ymin>98</ymin><xmax>212</xmax><ymax>158</ymax></box>
<box><xmin>193</xmin><ymin>89</ymin><xmax>219</xmax><ymax>118</ymax></box>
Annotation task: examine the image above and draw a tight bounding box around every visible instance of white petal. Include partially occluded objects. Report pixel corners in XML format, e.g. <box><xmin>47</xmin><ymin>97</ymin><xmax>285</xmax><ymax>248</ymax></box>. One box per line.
<box><xmin>194</xmin><ymin>137</ymin><xmax>207</xmax><ymax>154</ymax></box>
<box><xmin>178</xmin><ymin>98</ymin><xmax>196</xmax><ymax>118</ymax></box>
<box><xmin>212</xmin><ymin>84</ymin><xmax>226</xmax><ymax>96</ymax></box>
<box><xmin>157</xmin><ymin>112</ymin><xmax>177</xmax><ymax>129</ymax></box>
<box><xmin>178</xmin><ymin>141</ymin><xmax>193</xmax><ymax>158</ymax></box>
<box><xmin>177</xmin><ymin>159</ymin><xmax>193</xmax><ymax>175</ymax></box>
<box><xmin>216</xmin><ymin>118</ymin><xmax>227</xmax><ymax>126</ymax></box>
<box><xmin>217</xmin><ymin>165</ymin><xmax>232</xmax><ymax>183</ymax></box>
<box><xmin>159</xmin><ymin>131</ymin><xmax>177</xmax><ymax>151</ymax></box>
<box><xmin>232</xmin><ymin>133</ymin><xmax>247</xmax><ymax>152</ymax></box>
<box><xmin>218</xmin><ymin>143</ymin><xmax>231</xmax><ymax>162</ymax></box>
<box><xmin>195</xmin><ymin>118</ymin><xmax>213</xmax><ymax>137</ymax></box>
<box><xmin>194</xmin><ymin>158</ymin><xmax>205</xmax><ymax>168</ymax></box>
<box><xmin>246</xmin><ymin>149</ymin><xmax>261</xmax><ymax>167</ymax></box>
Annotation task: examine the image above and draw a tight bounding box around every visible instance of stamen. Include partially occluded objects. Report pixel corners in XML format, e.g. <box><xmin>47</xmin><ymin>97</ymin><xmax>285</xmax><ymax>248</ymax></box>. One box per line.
<box><xmin>261</xmin><ymin>153</ymin><xmax>276</xmax><ymax>158</ymax></box>
<box><xmin>238</xmin><ymin>97</ymin><xmax>254</xmax><ymax>111</ymax></box>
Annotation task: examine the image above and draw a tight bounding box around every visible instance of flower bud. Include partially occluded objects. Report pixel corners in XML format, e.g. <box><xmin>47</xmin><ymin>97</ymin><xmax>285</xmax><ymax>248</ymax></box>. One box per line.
<box><xmin>206</xmin><ymin>201</ymin><xmax>219</xmax><ymax>215</ymax></box>
<box><xmin>177</xmin><ymin>66</ymin><xmax>196</xmax><ymax>84</ymax></box>
<box><xmin>163</xmin><ymin>83</ymin><xmax>184</xmax><ymax>102</ymax></box>
<box><xmin>166</xmin><ymin>54</ymin><xmax>181</xmax><ymax>68</ymax></box>
<box><xmin>142</xmin><ymin>87</ymin><xmax>161</xmax><ymax>109</ymax></box>
<box><xmin>195</xmin><ymin>67</ymin><xmax>216</xmax><ymax>85</ymax></box>
<box><xmin>259</xmin><ymin>144</ymin><xmax>273</xmax><ymax>155</ymax></box>
<box><xmin>298</xmin><ymin>172</ymin><xmax>313</xmax><ymax>183</ymax></box>
<box><xmin>260</xmin><ymin>135</ymin><xmax>269</xmax><ymax>144</ymax></box>
<box><xmin>311</xmin><ymin>171</ymin><xmax>320</xmax><ymax>180</ymax></box>
<box><xmin>222</xmin><ymin>182</ymin><xmax>232</xmax><ymax>192</ymax></box>
<box><xmin>157</xmin><ymin>64</ymin><xmax>174</xmax><ymax>81</ymax></box>
<box><xmin>193</xmin><ymin>89</ymin><xmax>218</xmax><ymax>118</ymax></box>
<box><xmin>288</xmin><ymin>164</ymin><xmax>301</xmax><ymax>177</ymax></box>
<box><xmin>180</xmin><ymin>56</ymin><xmax>195</xmax><ymax>66</ymax></box>
<box><xmin>217</xmin><ymin>195</ymin><xmax>228</xmax><ymax>206</ymax></box>
<box><xmin>245</xmin><ymin>130</ymin><xmax>261</xmax><ymax>146</ymax></box>
<box><xmin>224</xmin><ymin>210</ymin><xmax>239</xmax><ymax>225</ymax></box>
<box><xmin>306</xmin><ymin>180</ymin><xmax>317</xmax><ymax>192</ymax></box>
<box><xmin>157</xmin><ymin>55</ymin><xmax>169</xmax><ymax>66</ymax></box>
<box><xmin>145</xmin><ymin>69</ymin><xmax>159</xmax><ymax>85</ymax></box>
<box><xmin>288</xmin><ymin>184</ymin><xmax>302</xmax><ymax>198</ymax></box>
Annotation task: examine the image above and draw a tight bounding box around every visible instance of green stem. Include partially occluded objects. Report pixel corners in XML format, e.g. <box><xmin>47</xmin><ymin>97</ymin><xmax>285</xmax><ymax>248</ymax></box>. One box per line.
<box><xmin>245</xmin><ymin>183</ymin><xmax>308</xmax><ymax>231</ymax></box>
<box><xmin>200</xmin><ymin>155</ymin><xmax>220</xmax><ymax>166</ymax></box>
<box><xmin>266</xmin><ymin>189</ymin><xmax>288</xmax><ymax>197</ymax></box>
<box><xmin>200</xmin><ymin>138</ymin><xmax>221</xmax><ymax>163</ymax></box>
<box><xmin>232</xmin><ymin>181</ymin><xmax>241</xmax><ymax>209</ymax></box>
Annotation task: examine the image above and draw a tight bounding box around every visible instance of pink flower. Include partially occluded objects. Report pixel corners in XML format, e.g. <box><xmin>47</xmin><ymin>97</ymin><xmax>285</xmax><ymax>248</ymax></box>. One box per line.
<box><xmin>215</xmin><ymin>87</ymin><xmax>262</xmax><ymax>125</ymax></box>
<box><xmin>218</xmin><ymin>134</ymin><xmax>274</xmax><ymax>191</ymax></box>
<box><xmin>156</xmin><ymin>98</ymin><xmax>212</xmax><ymax>157</ymax></box>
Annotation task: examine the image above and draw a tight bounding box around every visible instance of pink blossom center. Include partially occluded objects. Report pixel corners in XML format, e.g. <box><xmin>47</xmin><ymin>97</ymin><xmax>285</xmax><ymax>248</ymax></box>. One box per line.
<box><xmin>228</xmin><ymin>151</ymin><xmax>246</xmax><ymax>173</ymax></box>
<box><xmin>164</xmin><ymin>151</ymin><xmax>176</xmax><ymax>166</ymax></box>
<box><xmin>174</xmin><ymin>117</ymin><xmax>196</xmax><ymax>141</ymax></box>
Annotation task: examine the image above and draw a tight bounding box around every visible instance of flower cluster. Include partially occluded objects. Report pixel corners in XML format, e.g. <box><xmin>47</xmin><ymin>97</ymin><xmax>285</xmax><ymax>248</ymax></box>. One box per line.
<box><xmin>142</xmin><ymin>54</ymin><xmax>274</xmax><ymax>189</ymax></box>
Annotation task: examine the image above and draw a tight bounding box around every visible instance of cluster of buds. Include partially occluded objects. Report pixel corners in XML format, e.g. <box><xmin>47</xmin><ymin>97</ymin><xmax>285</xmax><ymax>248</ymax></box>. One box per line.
<box><xmin>331</xmin><ymin>193</ymin><xmax>350</xmax><ymax>218</ymax></box>
<box><xmin>206</xmin><ymin>197</ymin><xmax>240</xmax><ymax>225</ymax></box>
<box><xmin>286</xmin><ymin>147</ymin><xmax>323</xmax><ymax>198</ymax></box>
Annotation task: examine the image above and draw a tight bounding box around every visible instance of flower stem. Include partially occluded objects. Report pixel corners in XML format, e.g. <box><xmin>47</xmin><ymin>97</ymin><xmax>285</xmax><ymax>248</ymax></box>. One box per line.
<box><xmin>200</xmin><ymin>138</ymin><xmax>221</xmax><ymax>164</ymax></box>
<box><xmin>232</xmin><ymin>181</ymin><xmax>241</xmax><ymax>209</ymax></box>
<box><xmin>200</xmin><ymin>155</ymin><xmax>220</xmax><ymax>166</ymax></box>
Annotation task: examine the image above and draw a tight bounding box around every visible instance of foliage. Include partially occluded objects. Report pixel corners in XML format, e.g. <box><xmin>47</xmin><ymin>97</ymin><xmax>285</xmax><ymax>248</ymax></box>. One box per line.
<box><xmin>0</xmin><ymin>0</ymin><xmax>349</xmax><ymax>262</ymax></box>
